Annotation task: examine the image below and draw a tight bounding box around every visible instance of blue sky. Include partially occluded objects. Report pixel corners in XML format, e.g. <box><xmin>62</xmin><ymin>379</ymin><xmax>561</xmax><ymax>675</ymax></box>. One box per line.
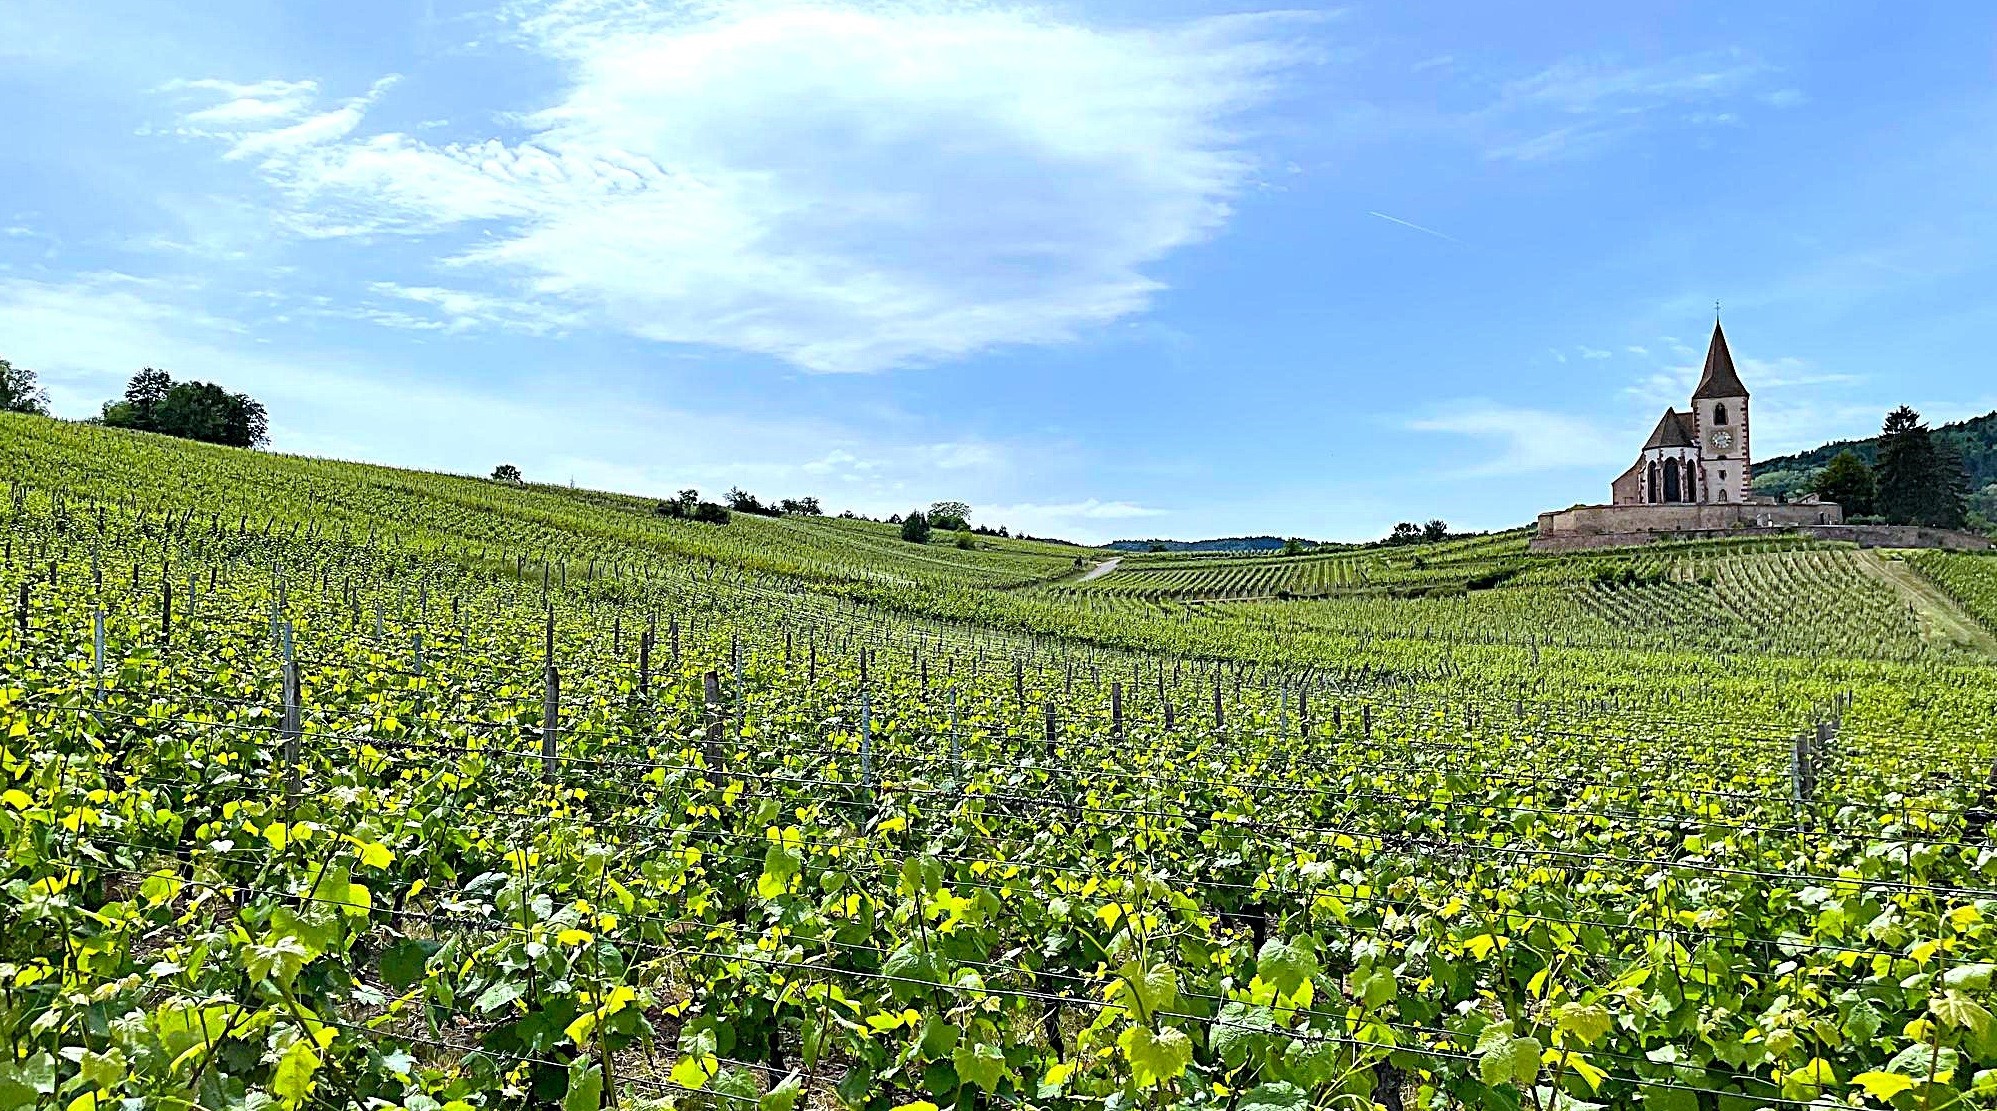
<box><xmin>4</xmin><ymin>1</ymin><xmax>1995</xmax><ymax>542</ymax></box>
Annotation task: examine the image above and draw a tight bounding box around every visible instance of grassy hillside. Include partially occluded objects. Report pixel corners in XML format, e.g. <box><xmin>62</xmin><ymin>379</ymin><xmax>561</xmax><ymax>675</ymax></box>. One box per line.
<box><xmin>9</xmin><ymin>412</ymin><xmax>1997</xmax><ymax>1110</ymax></box>
<box><xmin>8</xmin><ymin>413</ymin><xmax>1997</xmax><ymax>673</ymax></box>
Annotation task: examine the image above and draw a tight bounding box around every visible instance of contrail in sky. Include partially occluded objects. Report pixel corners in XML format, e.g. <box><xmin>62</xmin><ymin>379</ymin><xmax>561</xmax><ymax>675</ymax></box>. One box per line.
<box><xmin>1368</xmin><ymin>210</ymin><xmax>1460</xmax><ymax>243</ymax></box>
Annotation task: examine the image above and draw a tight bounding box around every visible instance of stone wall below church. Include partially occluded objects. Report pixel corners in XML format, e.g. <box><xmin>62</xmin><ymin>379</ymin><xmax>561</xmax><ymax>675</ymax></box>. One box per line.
<box><xmin>1536</xmin><ymin>502</ymin><xmax>1841</xmax><ymax>540</ymax></box>
<box><xmin>1531</xmin><ymin>500</ymin><xmax>1991</xmax><ymax>552</ymax></box>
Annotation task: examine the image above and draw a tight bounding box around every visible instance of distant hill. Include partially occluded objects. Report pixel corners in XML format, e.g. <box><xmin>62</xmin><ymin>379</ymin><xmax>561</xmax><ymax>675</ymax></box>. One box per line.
<box><xmin>1753</xmin><ymin>408</ymin><xmax>1997</xmax><ymax>501</ymax></box>
<box><xmin>1107</xmin><ymin>535</ymin><xmax>1303</xmax><ymax>553</ymax></box>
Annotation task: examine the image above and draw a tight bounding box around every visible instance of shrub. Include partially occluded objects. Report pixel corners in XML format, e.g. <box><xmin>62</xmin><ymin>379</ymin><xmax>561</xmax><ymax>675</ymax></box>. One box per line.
<box><xmin>900</xmin><ymin>511</ymin><xmax>931</xmax><ymax>544</ymax></box>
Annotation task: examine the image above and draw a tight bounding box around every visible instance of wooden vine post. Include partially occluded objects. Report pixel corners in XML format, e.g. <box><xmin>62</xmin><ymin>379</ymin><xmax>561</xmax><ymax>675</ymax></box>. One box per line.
<box><xmin>542</xmin><ymin>611</ymin><xmax>560</xmax><ymax>783</ymax></box>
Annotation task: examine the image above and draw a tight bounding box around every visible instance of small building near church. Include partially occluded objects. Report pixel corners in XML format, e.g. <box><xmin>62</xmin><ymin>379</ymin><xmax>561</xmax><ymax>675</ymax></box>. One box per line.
<box><xmin>1532</xmin><ymin>318</ymin><xmax>1846</xmax><ymax>551</ymax></box>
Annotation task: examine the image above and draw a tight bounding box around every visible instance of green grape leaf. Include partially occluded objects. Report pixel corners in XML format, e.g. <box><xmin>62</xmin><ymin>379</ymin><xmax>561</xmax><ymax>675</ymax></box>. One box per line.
<box><xmin>1640</xmin><ymin>1086</ymin><xmax>1698</xmax><ymax>1111</ymax></box>
<box><xmin>1477</xmin><ymin>1026</ymin><xmax>1540</xmax><ymax>1090</ymax></box>
<box><xmin>760</xmin><ymin>1074</ymin><xmax>803</xmax><ymax>1111</ymax></box>
<box><xmin>1237</xmin><ymin>1081</ymin><xmax>1309</xmax><ymax>1111</ymax></box>
<box><xmin>475</xmin><ymin>980</ymin><xmax>526</xmax><ymax>1014</ymax></box>
<box><xmin>271</xmin><ymin>1040</ymin><xmax>320</xmax><ymax>1105</ymax></box>
<box><xmin>952</xmin><ymin>1041</ymin><xmax>1007</xmax><ymax>1093</ymax></box>
<box><xmin>882</xmin><ymin>941</ymin><xmax>943</xmax><ymax>1003</ymax></box>
<box><xmin>1112</xmin><ymin>960</ymin><xmax>1178</xmax><ymax>1021</ymax></box>
<box><xmin>564</xmin><ymin>1062</ymin><xmax>603</xmax><ymax>1111</ymax></box>
<box><xmin>1844</xmin><ymin>1002</ymin><xmax>1883</xmax><ymax>1044</ymax></box>
<box><xmin>1851</xmin><ymin>1071</ymin><xmax>1918</xmax><ymax>1100</ymax></box>
<box><xmin>714</xmin><ymin>1067</ymin><xmax>761</xmax><ymax>1103</ymax></box>
<box><xmin>1945</xmin><ymin>964</ymin><xmax>1997</xmax><ymax>991</ymax></box>
<box><xmin>919</xmin><ymin>1017</ymin><xmax>959</xmax><ymax>1060</ymax></box>
<box><xmin>758</xmin><ymin>841</ymin><xmax>802</xmax><ymax>900</ymax></box>
<box><xmin>1256</xmin><ymin>938</ymin><xmax>1318</xmax><ymax>997</ymax></box>
<box><xmin>246</xmin><ymin>935</ymin><xmax>314</xmax><ymax>990</ymax></box>
<box><xmin>78</xmin><ymin>1048</ymin><xmax>127</xmax><ymax>1090</ymax></box>
<box><xmin>1886</xmin><ymin>1043</ymin><xmax>1957</xmax><ymax>1084</ymax></box>
<box><xmin>1210</xmin><ymin>1002</ymin><xmax>1274</xmax><ymax>1069</ymax></box>
<box><xmin>1554</xmin><ymin>1002</ymin><xmax>1612</xmax><ymax>1047</ymax></box>
<box><xmin>380</xmin><ymin>938</ymin><xmax>442</xmax><ymax>990</ymax></box>
<box><xmin>1119</xmin><ymin>1026</ymin><xmax>1193</xmax><ymax>1088</ymax></box>
<box><xmin>1355</xmin><ymin>965</ymin><xmax>1397</xmax><ymax>1009</ymax></box>
<box><xmin>671</xmin><ymin>1055</ymin><xmax>719</xmax><ymax>1091</ymax></box>
<box><xmin>0</xmin><ymin>1051</ymin><xmax>55</xmax><ymax>1108</ymax></box>
<box><xmin>1935</xmin><ymin>990</ymin><xmax>1994</xmax><ymax>1038</ymax></box>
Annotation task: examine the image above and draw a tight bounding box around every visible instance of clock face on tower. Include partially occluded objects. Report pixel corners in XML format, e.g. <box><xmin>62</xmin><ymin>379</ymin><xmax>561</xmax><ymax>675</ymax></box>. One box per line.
<box><xmin>1709</xmin><ymin>429</ymin><xmax>1734</xmax><ymax>451</ymax></box>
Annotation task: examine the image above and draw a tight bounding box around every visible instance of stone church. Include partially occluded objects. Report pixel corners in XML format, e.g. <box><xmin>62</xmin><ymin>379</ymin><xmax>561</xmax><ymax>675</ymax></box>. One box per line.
<box><xmin>1609</xmin><ymin>320</ymin><xmax>1750</xmax><ymax>506</ymax></box>
<box><xmin>1533</xmin><ymin>317</ymin><xmax>1844</xmax><ymax>549</ymax></box>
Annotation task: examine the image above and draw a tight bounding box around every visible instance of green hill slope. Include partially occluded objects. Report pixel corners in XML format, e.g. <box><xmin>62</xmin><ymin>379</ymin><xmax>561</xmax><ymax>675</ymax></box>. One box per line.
<box><xmin>1752</xmin><ymin>407</ymin><xmax>1997</xmax><ymax>503</ymax></box>
<box><xmin>6</xmin><ymin>411</ymin><xmax>1996</xmax><ymax>670</ymax></box>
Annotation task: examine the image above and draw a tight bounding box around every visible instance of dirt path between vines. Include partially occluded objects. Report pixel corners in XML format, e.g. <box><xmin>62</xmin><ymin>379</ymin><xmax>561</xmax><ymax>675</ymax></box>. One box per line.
<box><xmin>1862</xmin><ymin>550</ymin><xmax>1997</xmax><ymax>656</ymax></box>
<box><xmin>1074</xmin><ymin>556</ymin><xmax>1122</xmax><ymax>583</ymax></box>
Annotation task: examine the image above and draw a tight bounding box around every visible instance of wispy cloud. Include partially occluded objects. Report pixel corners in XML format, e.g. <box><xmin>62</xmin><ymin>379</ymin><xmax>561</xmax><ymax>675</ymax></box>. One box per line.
<box><xmin>0</xmin><ymin>273</ymin><xmax>1037</xmax><ymax>507</ymax></box>
<box><xmin>1367</xmin><ymin>210</ymin><xmax>1458</xmax><ymax>243</ymax></box>
<box><xmin>1466</xmin><ymin>48</ymin><xmax>1777</xmax><ymax>163</ymax></box>
<box><xmin>979</xmin><ymin>498</ymin><xmax>1166</xmax><ymax>543</ymax></box>
<box><xmin>1406</xmin><ymin>402</ymin><xmax>1624</xmax><ymax>476</ymax></box>
<box><xmin>161</xmin><ymin>1</ymin><xmax>1318</xmax><ymax>374</ymax></box>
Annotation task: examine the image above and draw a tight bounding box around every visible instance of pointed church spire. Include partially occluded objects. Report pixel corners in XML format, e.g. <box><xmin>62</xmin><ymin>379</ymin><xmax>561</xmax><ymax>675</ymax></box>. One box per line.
<box><xmin>1691</xmin><ymin>317</ymin><xmax>1748</xmax><ymax>399</ymax></box>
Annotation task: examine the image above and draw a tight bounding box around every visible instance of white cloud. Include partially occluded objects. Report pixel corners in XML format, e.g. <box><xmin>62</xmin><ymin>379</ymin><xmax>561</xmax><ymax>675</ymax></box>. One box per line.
<box><xmin>166</xmin><ymin>78</ymin><xmax>321</xmax><ymax>127</ymax></box>
<box><xmin>978</xmin><ymin>498</ymin><xmax>1166</xmax><ymax>542</ymax></box>
<box><xmin>0</xmin><ymin>274</ymin><xmax>1025</xmax><ymax>503</ymax></box>
<box><xmin>357</xmin><ymin>282</ymin><xmax>582</xmax><ymax>335</ymax></box>
<box><xmin>1406</xmin><ymin>402</ymin><xmax>1624</xmax><ymax>476</ymax></box>
<box><xmin>163</xmin><ymin>1</ymin><xmax>1312</xmax><ymax>373</ymax></box>
<box><xmin>1577</xmin><ymin>345</ymin><xmax>1611</xmax><ymax>359</ymax></box>
<box><xmin>1475</xmin><ymin>49</ymin><xmax>1773</xmax><ymax>163</ymax></box>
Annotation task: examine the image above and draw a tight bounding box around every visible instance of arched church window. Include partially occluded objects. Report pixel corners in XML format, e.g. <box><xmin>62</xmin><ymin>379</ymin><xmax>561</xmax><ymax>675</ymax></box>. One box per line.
<box><xmin>1663</xmin><ymin>458</ymin><xmax>1682</xmax><ymax>502</ymax></box>
<box><xmin>1647</xmin><ymin>462</ymin><xmax>1660</xmax><ymax>503</ymax></box>
<box><xmin>1685</xmin><ymin>465</ymin><xmax>1698</xmax><ymax>503</ymax></box>
<box><xmin>1714</xmin><ymin>403</ymin><xmax>1729</xmax><ymax>425</ymax></box>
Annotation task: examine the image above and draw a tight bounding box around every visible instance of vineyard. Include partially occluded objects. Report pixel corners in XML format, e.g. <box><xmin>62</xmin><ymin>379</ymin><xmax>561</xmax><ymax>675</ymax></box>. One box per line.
<box><xmin>7</xmin><ymin>414</ymin><xmax>1997</xmax><ymax>1111</ymax></box>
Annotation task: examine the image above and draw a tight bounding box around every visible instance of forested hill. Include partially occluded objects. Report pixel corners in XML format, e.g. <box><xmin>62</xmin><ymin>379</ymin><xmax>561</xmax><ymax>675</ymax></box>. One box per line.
<box><xmin>1754</xmin><ymin>408</ymin><xmax>1997</xmax><ymax>493</ymax></box>
<box><xmin>1107</xmin><ymin>536</ymin><xmax>1293</xmax><ymax>552</ymax></box>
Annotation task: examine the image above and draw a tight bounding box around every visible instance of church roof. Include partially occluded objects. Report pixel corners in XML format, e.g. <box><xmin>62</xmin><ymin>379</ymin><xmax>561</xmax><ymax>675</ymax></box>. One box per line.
<box><xmin>1642</xmin><ymin>408</ymin><xmax>1695</xmax><ymax>450</ymax></box>
<box><xmin>1691</xmin><ymin>320</ymin><xmax>1749</xmax><ymax>399</ymax></box>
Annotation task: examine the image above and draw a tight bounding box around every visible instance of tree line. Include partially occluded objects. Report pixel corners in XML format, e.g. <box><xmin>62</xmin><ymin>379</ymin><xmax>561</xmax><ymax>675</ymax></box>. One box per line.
<box><xmin>0</xmin><ymin>359</ymin><xmax>270</xmax><ymax>449</ymax></box>
<box><xmin>1808</xmin><ymin>406</ymin><xmax>1974</xmax><ymax>529</ymax></box>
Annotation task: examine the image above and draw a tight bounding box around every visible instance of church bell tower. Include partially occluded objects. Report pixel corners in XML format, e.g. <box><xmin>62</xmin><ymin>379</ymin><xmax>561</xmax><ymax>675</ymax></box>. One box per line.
<box><xmin>1690</xmin><ymin>318</ymin><xmax>1749</xmax><ymax>503</ymax></box>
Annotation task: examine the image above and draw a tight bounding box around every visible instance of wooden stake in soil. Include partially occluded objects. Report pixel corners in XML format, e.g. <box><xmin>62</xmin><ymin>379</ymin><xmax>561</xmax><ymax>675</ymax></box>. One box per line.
<box><xmin>542</xmin><ymin>613</ymin><xmax>560</xmax><ymax>783</ymax></box>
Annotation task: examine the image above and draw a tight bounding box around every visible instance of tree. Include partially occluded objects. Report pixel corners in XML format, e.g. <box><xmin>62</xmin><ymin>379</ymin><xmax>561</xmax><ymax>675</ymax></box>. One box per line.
<box><xmin>1808</xmin><ymin>450</ymin><xmax>1875</xmax><ymax>516</ymax></box>
<box><xmin>778</xmin><ymin>496</ymin><xmax>822</xmax><ymax>516</ymax></box>
<box><xmin>492</xmin><ymin>464</ymin><xmax>523</xmax><ymax>484</ymax></box>
<box><xmin>1386</xmin><ymin>522</ymin><xmax>1422</xmax><ymax>545</ymax></box>
<box><xmin>100</xmin><ymin>368</ymin><xmax>268</xmax><ymax>447</ymax></box>
<box><xmin>1422</xmin><ymin>519</ymin><xmax>1449</xmax><ymax>542</ymax></box>
<box><xmin>1282</xmin><ymin>537</ymin><xmax>1307</xmax><ymax>556</ymax></box>
<box><xmin>928</xmin><ymin>501</ymin><xmax>971</xmax><ymax>531</ymax></box>
<box><xmin>900</xmin><ymin>511</ymin><xmax>932</xmax><ymax>544</ymax></box>
<box><xmin>0</xmin><ymin>359</ymin><xmax>49</xmax><ymax>414</ymax></box>
<box><xmin>1876</xmin><ymin>406</ymin><xmax>1968</xmax><ymax>528</ymax></box>
<box><xmin>124</xmin><ymin>368</ymin><xmax>173</xmax><ymax>427</ymax></box>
